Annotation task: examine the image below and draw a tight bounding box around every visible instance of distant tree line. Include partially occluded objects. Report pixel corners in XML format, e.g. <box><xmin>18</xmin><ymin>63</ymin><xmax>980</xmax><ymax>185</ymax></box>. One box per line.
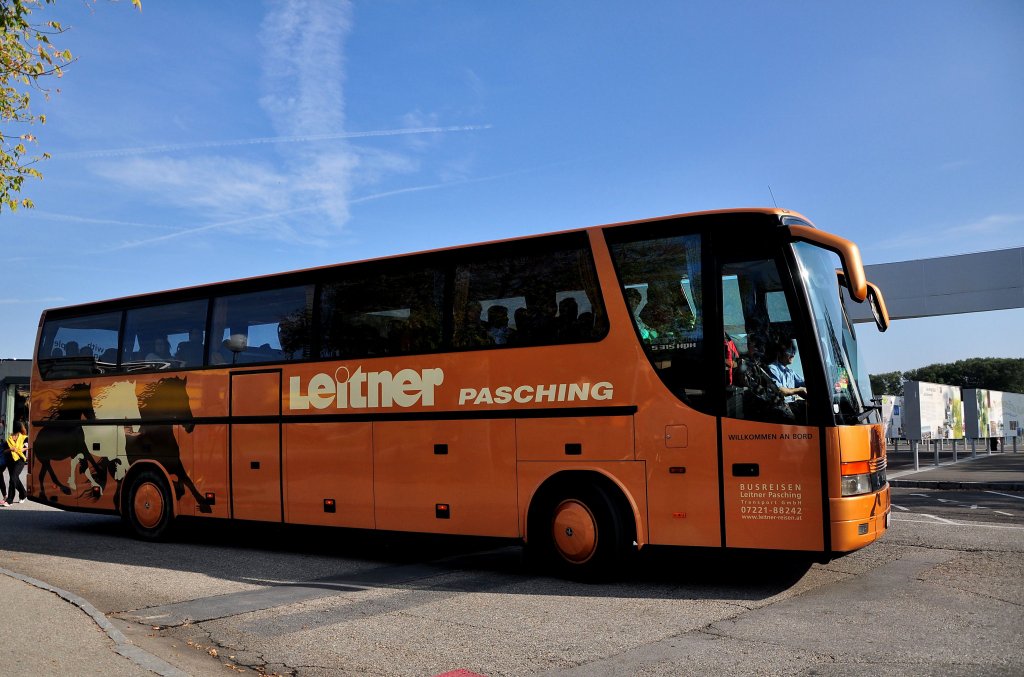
<box><xmin>870</xmin><ymin>358</ymin><xmax>1024</xmax><ymax>396</ymax></box>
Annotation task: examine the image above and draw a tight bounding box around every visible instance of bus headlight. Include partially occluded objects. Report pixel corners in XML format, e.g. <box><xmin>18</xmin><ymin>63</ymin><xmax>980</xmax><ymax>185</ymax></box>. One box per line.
<box><xmin>841</xmin><ymin>473</ymin><xmax>873</xmax><ymax>497</ymax></box>
<box><xmin>840</xmin><ymin>461</ymin><xmax>887</xmax><ymax>497</ymax></box>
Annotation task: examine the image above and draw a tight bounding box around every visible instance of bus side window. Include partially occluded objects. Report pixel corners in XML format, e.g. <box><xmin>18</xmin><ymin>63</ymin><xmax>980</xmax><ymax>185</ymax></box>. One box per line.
<box><xmin>319</xmin><ymin>265</ymin><xmax>444</xmax><ymax>359</ymax></box>
<box><xmin>210</xmin><ymin>287</ymin><xmax>312</xmax><ymax>365</ymax></box>
<box><xmin>451</xmin><ymin>237</ymin><xmax>608</xmax><ymax>350</ymax></box>
<box><xmin>37</xmin><ymin>311</ymin><xmax>121</xmax><ymax>379</ymax></box>
<box><xmin>122</xmin><ymin>300</ymin><xmax>209</xmax><ymax>372</ymax></box>
<box><xmin>608</xmin><ymin>234</ymin><xmax>708</xmax><ymax>412</ymax></box>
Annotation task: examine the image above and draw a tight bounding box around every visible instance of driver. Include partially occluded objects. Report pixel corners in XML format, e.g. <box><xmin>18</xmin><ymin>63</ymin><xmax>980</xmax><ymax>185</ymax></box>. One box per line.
<box><xmin>768</xmin><ymin>339</ymin><xmax>807</xmax><ymax>402</ymax></box>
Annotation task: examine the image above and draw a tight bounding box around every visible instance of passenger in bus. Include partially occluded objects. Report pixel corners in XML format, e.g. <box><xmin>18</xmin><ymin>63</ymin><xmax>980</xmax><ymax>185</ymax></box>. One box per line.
<box><xmin>486</xmin><ymin>304</ymin><xmax>512</xmax><ymax>345</ymax></box>
<box><xmin>511</xmin><ymin>307</ymin><xmax>529</xmax><ymax>344</ymax></box>
<box><xmin>145</xmin><ymin>338</ymin><xmax>173</xmax><ymax>363</ymax></box>
<box><xmin>768</xmin><ymin>339</ymin><xmax>807</xmax><ymax>402</ymax></box>
<box><xmin>175</xmin><ymin>329</ymin><xmax>205</xmax><ymax>366</ymax></box>
<box><xmin>393</xmin><ymin>305</ymin><xmax>440</xmax><ymax>354</ymax></box>
<box><xmin>575</xmin><ymin>310</ymin><xmax>594</xmax><ymax>338</ymax></box>
<box><xmin>457</xmin><ymin>301</ymin><xmax>490</xmax><ymax>347</ymax></box>
<box><xmin>520</xmin><ymin>289</ymin><xmax>558</xmax><ymax>343</ymax></box>
<box><xmin>724</xmin><ymin>332</ymin><xmax>740</xmax><ymax>385</ymax></box>
<box><xmin>556</xmin><ymin>297</ymin><xmax>580</xmax><ymax>340</ymax></box>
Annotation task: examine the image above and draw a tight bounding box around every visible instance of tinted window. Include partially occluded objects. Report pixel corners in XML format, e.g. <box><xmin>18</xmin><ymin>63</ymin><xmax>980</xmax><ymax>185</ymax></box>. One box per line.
<box><xmin>452</xmin><ymin>240</ymin><xmax>608</xmax><ymax>349</ymax></box>
<box><xmin>320</xmin><ymin>265</ymin><xmax>445</xmax><ymax>359</ymax></box>
<box><xmin>210</xmin><ymin>286</ymin><xmax>312</xmax><ymax>365</ymax></box>
<box><xmin>608</xmin><ymin>234</ymin><xmax>707</xmax><ymax>409</ymax></box>
<box><xmin>122</xmin><ymin>299</ymin><xmax>209</xmax><ymax>372</ymax></box>
<box><xmin>37</xmin><ymin>311</ymin><xmax>122</xmax><ymax>379</ymax></box>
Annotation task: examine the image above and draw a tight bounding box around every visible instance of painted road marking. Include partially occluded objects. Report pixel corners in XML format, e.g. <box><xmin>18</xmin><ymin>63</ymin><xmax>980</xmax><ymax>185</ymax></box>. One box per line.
<box><xmin>893</xmin><ymin>504</ymin><xmax>910</xmax><ymax>511</ymax></box>
<box><xmin>921</xmin><ymin>513</ymin><xmax>958</xmax><ymax>524</ymax></box>
<box><xmin>985</xmin><ymin>490</ymin><xmax>1024</xmax><ymax>501</ymax></box>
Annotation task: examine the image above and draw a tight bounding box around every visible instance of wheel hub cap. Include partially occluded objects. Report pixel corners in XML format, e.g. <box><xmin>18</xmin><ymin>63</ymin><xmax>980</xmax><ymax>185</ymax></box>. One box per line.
<box><xmin>552</xmin><ymin>499</ymin><xmax>598</xmax><ymax>564</ymax></box>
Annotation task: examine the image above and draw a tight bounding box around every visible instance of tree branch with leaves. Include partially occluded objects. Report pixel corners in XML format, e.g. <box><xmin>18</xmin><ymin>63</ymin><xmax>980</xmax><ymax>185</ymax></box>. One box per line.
<box><xmin>0</xmin><ymin>0</ymin><xmax>139</xmax><ymax>212</ymax></box>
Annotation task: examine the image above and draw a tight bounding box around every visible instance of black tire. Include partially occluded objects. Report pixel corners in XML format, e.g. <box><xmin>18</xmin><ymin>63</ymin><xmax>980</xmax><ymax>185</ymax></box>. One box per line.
<box><xmin>122</xmin><ymin>468</ymin><xmax>175</xmax><ymax>541</ymax></box>
<box><xmin>527</xmin><ymin>482</ymin><xmax>632</xmax><ymax>582</ymax></box>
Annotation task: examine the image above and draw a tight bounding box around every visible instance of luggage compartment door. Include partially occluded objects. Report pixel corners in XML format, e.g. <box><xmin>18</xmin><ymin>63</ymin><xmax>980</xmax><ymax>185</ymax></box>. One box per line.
<box><xmin>230</xmin><ymin>371</ymin><xmax>282</xmax><ymax>523</ymax></box>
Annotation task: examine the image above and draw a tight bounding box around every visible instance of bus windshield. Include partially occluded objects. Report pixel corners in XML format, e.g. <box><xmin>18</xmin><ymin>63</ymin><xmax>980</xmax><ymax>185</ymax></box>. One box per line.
<box><xmin>792</xmin><ymin>241</ymin><xmax>871</xmax><ymax>425</ymax></box>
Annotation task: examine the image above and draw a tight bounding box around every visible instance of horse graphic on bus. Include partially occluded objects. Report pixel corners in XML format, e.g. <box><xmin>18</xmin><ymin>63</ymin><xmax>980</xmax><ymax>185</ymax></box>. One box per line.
<box><xmin>33</xmin><ymin>377</ymin><xmax>209</xmax><ymax>512</ymax></box>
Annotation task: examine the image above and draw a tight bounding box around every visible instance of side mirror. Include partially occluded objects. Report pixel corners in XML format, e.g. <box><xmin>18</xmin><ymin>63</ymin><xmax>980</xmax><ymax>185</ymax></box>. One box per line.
<box><xmin>866</xmin><ymin>282</ymin><xmax>889</xmax><ymax>333</ymax></box>
<box><xmin>837</xmin><ymin>270</ymin><xmax>890</xmax><ymax>333</ymax></box>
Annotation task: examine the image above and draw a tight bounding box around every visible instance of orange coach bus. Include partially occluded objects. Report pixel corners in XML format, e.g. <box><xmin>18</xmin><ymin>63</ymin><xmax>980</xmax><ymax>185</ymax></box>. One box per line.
<box><xmin>29</xmin><ymin>208</ymin><xmax>891</xmax><ymax>578</ymax></box>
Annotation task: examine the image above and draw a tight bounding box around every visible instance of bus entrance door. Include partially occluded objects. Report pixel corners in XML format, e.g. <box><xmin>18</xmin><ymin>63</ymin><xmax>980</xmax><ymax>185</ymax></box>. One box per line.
<box><xmin>720</xmin><ymin>419</ymin><xmax>824</xmax><ymax>551</ymax></box>
<box><xmin>230</xmin><ymin>371</ymin><xmax>283</xmax><ymax>522</ymax></box>
<box><xmin>717</xmin><ymin>254</ymin><xmax>826</xmax><ymax>552</ymax></box>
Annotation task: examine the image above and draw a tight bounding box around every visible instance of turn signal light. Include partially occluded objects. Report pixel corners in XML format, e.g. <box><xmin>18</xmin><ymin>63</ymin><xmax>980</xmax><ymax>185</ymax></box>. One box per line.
<box><xmin>841</xmin><ymin>461</ymin><xmax>870</xmax><ymax>476</ymax></box>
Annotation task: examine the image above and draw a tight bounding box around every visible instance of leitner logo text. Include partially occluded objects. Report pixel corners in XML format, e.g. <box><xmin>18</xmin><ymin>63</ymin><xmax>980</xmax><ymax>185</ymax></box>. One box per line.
<box><xmin>289</xmin><ymin>367</ymin><xmax>444</xmax><ymax>410</ymax></box>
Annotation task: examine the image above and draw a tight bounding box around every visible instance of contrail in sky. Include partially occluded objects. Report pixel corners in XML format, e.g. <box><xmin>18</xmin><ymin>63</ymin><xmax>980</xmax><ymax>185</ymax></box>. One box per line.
<box><xmin>107</xmin><ymin>168</ymin><xmax>520</xmax><ymax>252</ymax></box>
<box><xmin>58</xmin><ymin>124</ymin><xmax>492</xmax><ymax>159</ymax></box>
<box><xmin>109</xmin><ymin>206</ymin><xmax>321</xmax><ymax>251</ymax></box>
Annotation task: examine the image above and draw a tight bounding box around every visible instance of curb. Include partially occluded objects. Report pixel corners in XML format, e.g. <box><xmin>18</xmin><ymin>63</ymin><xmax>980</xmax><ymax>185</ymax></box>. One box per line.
<box><xmin>0</xmin><ymin>566</ymin><xmax>187</xmax><ymax>677</ymax></box>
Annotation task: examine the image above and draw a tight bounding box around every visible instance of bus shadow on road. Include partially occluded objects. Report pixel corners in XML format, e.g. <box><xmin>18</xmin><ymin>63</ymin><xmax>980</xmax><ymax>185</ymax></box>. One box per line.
<box><xmin>175</xmin><ymin>517</ymin><xmax>816</xmax><ymax>592</ymax></box>
<box><xmin>15</xmin><ymin>508</ymin><xmax>815</xmax><ymax>601</ymax></box>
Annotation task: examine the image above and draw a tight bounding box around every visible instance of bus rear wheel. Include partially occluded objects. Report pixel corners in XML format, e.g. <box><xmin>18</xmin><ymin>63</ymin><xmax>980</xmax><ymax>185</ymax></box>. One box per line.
<box><xmin>529</xmin><ymin>482</ymin><xmax>632</xmax><ymax>581</ymax></box>
<box><xmin>123</xmin><ymin>469</ymin><xmax>174</xmax><ymax>541</ymax></box>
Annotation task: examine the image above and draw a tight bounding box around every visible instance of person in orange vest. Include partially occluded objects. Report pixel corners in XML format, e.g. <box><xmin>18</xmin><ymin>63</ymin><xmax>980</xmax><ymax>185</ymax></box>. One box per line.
<box><xmin>3</xmin><ymin>421</ymin><xmax>29</xmax><ymax>505</ymax></box>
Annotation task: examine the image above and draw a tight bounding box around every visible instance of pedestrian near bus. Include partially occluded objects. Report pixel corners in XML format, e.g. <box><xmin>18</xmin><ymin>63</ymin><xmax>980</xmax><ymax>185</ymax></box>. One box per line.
<box><xmin>2</xmin><ymin>421</ymin><xmax>28</xmax><ymax>505</ymax></box>
<box><xmin>0</xmin><ymin>434</ymin><xmax>7</xmax><ymax>504</ymax></box>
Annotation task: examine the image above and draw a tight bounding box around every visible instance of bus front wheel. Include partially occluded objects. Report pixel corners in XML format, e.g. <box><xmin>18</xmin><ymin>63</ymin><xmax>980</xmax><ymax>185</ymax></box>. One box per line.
<box><xmin>529</xmin><ymin>482</ymin><xmax>632</xmax><ymax>581</ymax></box>
<box><xmin>123</xmin><ymin>469</ymin><xmax>174</xmax><ymax>541</ymax></box>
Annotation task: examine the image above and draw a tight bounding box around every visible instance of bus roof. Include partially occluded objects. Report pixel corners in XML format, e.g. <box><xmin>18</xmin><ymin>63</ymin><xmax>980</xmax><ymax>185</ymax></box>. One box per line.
<box><xmin>40</xmin><ymin>207</ymin><xmax>813</xmax><ymax>317</ymax></box>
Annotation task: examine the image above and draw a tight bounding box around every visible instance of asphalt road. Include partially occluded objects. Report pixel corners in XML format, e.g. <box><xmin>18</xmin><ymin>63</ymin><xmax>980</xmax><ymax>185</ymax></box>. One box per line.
<box><xmin>1</xmin><ymin>487</ymin><xmax>1022</xmax><ymax>676</ymax></box>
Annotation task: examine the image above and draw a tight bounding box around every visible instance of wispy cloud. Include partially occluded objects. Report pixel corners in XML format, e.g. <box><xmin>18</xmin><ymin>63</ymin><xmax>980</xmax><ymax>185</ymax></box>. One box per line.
<box><xmin>76</xmin><ymin>0</ymin><xmax>490</xmax><ymax>248</ymax></box>
<box><xmin>108</xmin><ymin>168</ymin><xmax>522</xmax><ymax>252</ymax></box>
<box><xmin>0</xmin><ymin>297</ymin><xmax>65</xmax><ymax>305</ymax></box>
<box><xmin>16</xmin><ymin>211</ymin><xmax>175</xmax><ymax>231</ymax></box>
<box><xmin>92</xmin><ymin>156</ymin><xmax>293</xmax><ymax>218</ymax></box>
<box><xmin>258</xmin><ymin>0</ymin><xmax>356</xmax><ymax>226</ymax></box>
<box><xmin>350</xmin><ymin>167</ymin><xmax>534</xmax><ymax>205</ymax></box>
<box><xmin>946</xmin><ymin>213</ymin><xmax>1024</xmax><ymax>236</ymax></box>
<box><xmin>938</xmin><ymin>159</ymin><xmax>973</xmax><ymax>172</ymax></box>
<box><xmin>56</xmin><ymin>125</ymin><xmax>491</xmax><ymax>160</ymax></box>
<box><xmin>875</xmin><ymin>213</ymin><xmax>1024</xmax><ymax>257</ymax></box>
<box><xmin>259</xmin><ymin>0</ymin><xmax>353</xmax><ymax>136</ymax></box>
<box><xmin>108</xmin><ymin>205</ymin><xmax>323</xmax><ymax>251</ymax></box>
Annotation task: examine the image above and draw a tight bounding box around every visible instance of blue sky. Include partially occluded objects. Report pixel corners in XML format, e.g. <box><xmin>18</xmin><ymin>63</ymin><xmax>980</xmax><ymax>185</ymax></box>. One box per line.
<box><xmin>4</xmin><ymin>0</ymin><xmax>1023</xmax><ymax>374</ymax></box>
